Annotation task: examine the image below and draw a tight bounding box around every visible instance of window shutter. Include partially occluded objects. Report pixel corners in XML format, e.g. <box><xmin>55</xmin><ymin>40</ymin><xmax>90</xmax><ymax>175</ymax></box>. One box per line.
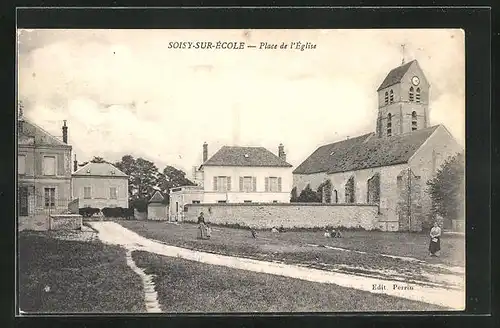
<box><xmin>239</xmin><ymin>177</ymin><xmax>244</xmax><ymax>191</ymax></box>
<box><xmin>213</xmin><ymin>177</ymin><xmax>217</xmax><ymax>191</ymax></box>
<box><xmin>278</xmin><ymin>177</ymin><xmax>282</xmax><ymax>192</ymax></box>
<box><xmin>227</xmin><ymin>177</ymin><xmax>232</xmax><ymax>191</ymax></box>
<box><xmin>252</xmin><ymin>177</ymin><xmax>257</xmax><ymax>192</ymax></box>
<box><xmin>265</xmin><ymin>177</ymin><xmax>269</xmax><ymax>192</ymax></box>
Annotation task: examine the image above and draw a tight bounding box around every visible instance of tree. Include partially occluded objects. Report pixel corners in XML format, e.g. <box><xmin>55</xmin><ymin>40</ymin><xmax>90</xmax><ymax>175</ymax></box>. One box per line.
<box><xmin>158</xmin><ymin>165</ymin><xmax>196</xmax><ymax>204</ymax></box>
<box><xmin>290</xmin><ymin>186</ymin><xmax>298</xmax><ymax>202</ymax></box>
<box><xmin>113</xmin><ymin>155</ymin><xmax>194</xmax><ymax>210</ymax></box>
<box><xmin>90</xmin><ymin>156</ymin><xmax>106</xmax><ymax>163</ymax></box>
<box><xmin>297</xmin><ymin>184</ymin><xmax>321</xmax><ymax>202</ymax></box>
<box><xmin>426</xmin><ymin>152</ymin><xmax>465</xmax><ymax>223</ymax></box>
<box><xmin>114</xmin><ymin>155</ymin><xmax>163</xmax><ymax>211</ymax></box>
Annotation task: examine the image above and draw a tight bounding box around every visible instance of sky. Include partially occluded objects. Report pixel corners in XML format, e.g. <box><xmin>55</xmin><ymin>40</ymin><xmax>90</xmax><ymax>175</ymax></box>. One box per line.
<box><xmin>17</xmin><ymin>29</ymin><xmax>465</xmax><ymax>176</ymax></box>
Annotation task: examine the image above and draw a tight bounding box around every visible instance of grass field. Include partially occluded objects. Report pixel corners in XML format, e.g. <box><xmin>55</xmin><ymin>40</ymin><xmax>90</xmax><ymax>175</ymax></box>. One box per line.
<box><xmin>18</xmin><ymin>231</ymin><xmax>145</xmax><ymax>313</ymax></box>
<box><xmin>118</xmin><ymin>220</ymin><xmax>464</xmax><ymax>283</ymax></box>
<box><xmin>132</xmin><ymin>250</ymin><xmax>445</xmax><ymax>312</ymax></box>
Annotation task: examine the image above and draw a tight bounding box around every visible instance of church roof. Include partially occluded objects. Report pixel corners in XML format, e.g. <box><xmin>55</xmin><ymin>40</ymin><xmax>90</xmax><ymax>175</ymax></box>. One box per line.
<box><xmin>377</xmin><ymin>60</ymin><xmax>416</xmax><ymax>91</ymax></box>
<box><xmin>201</xmin><ymin>146</ymin><xmax>293</xmax><ymax>168</ymax></box>
<box><xmin>73</xmin><ymin>162</ymin><xmax>128</xmax><ymax>177</ymax></box>
<box><xmin>149</xmin><ymin>191</ymin><xmax>165</xmax><ymax>203</ymax></box>
<box><xmin>293</xmin><ymin>125</ymin><xmax>440</xmax><ymax>175</ymax></box>
<box><xmin>18</xmin><ymin>118</ymin><xmax>71</xmax><ymax>148</ymax></box>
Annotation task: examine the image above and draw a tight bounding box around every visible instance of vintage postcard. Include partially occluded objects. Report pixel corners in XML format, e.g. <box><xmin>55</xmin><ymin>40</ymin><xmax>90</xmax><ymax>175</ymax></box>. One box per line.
<box><xmin>17</xmin><ymin>28</ymin><xmax>465</xmax><ymax>313</ymax></box>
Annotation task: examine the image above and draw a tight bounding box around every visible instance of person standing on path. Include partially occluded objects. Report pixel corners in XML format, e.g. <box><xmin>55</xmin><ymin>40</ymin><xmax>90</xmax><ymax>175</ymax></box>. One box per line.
<box><xmin>197</xmin><ymin>212</ymin><xmax>208</xmax><ymax>239</ymax></box>
<box><xmin>429</xmin><ymin>221</ymin><xmax>442</xmax><ymax>257</ymax></box>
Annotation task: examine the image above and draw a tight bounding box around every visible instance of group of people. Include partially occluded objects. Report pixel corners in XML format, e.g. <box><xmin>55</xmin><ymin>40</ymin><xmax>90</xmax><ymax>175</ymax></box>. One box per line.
<box><xmin>324</xmin><ymin>228</ymin><xmax>343</xmax><ymax>238</ymax></box>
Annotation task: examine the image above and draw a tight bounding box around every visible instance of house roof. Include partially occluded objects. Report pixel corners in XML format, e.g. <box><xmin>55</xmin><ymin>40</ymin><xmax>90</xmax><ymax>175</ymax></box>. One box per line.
<box><xmin>293</xmin><ymin>125</ymin><xmax>440</xmax><ymax>175</ymax></box>
<box><xmin>72</xmin><ymin>162</ymin><xmax>128</xmax><ymax>177</ymax></box>
<box><xmin>18</xmin><ymin>118</ymin><xmax>71</xmax><ymax>148</ymax></box>
<box><xmin>201</xmin><ymin>146</ymin><xmax>293</xmax><ymax>168</ymax></box>
<box><xmin>377</xmin><ymin>60</ymin><xmax>416</xmax><ymax>91</ymax></box>
<box><xmin>149</xmin><ymin>191</ymin><xmax>165</xmax><ymax>203</ymax></box>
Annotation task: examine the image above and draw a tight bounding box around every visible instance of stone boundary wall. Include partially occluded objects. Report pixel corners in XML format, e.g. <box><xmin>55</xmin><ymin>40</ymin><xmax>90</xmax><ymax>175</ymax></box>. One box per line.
<box><xmin>184</xmin><ymin>203</ymin><xmax>379</xmax><ymax>230</ymax></box>
<box><xmin>49</xmin><ymin>214</ymin><xmax>82</xmax><ymax>230</ymax></box>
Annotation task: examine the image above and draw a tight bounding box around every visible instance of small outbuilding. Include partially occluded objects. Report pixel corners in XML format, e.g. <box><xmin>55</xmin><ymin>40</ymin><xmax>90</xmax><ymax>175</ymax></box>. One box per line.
<box><xmin>147</xmin><ymin>191</ymin><xmax>168</xmax><ymax>221</ymax></box>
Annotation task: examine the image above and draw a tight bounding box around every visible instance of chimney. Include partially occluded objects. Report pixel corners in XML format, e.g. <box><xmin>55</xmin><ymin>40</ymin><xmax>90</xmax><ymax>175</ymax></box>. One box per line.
<box><xmin>278</xmin><ymin>143</ymin><xmax>286</xmax><ymax>162</ymax></box>
<box><xmin>203</xmin><ymin>142</ymin><xmax>208</xmax><ymax>162</ymax></box>
<box><xmin>62</xmin><ymin>120</ymin><xmax>68</xmax><ymax>144</ymax></box>
<box><xmin>73</xmin><ymin>154</ymin><xmax>78</xmax><ymax>172</ymax></box>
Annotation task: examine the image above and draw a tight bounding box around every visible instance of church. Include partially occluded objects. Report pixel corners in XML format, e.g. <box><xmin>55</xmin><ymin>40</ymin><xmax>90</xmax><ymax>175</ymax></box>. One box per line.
<box><xmin>292</xmin><ymin>59</ymin><xmax>463</xmax><ymax>232</ymax></box>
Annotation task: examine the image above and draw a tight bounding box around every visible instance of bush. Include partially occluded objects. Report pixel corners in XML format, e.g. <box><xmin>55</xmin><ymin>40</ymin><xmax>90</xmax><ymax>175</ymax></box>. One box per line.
<box><xmin>130</xmin><ymin>199</ymin><xmax>148</xmax><ymax>213</ymax></box>
<box><xmin>297</xmin><ymin>184</ymin><xmax>321</xmax><ymax>203</ymax></box>
<box><xmin>79</xmin><ymin>207</ymin><xmax>100</xmax><ymax>218</ymax></box>
<box><xmin>101</xmin><ymin>207</ymin><xmax>135</xmax><ymax>219</ymax></box>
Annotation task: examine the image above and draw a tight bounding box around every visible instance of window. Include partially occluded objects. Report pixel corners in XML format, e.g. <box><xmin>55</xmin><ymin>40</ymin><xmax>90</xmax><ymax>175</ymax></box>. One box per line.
<box><xmin>389</xmin><ymin>89</ymin><xmax>394</xmax><ymax>103</ymax></box>
<box><xmin>217</xmin><ymin>200</ymin><xmax>227</xmax><ymax>203</ymax></box>
<box><xmin>110</xmin><ymin>187</ymin><xmax>117</xmax><ymax>199</ymax></box>
<box><xmin>409</xmin><ymin>87</ymin><xmax>414</xmax><ymax>102</ymax></box>
<box><xmin>384</xmin><ymin>91</ymin><xmax>388</xmax><ymax>104</ymax></box>
<box><xmin>345</xmin><ymin>176</ymin><xmax>355</xmax><ymax>203</ymax></box>
<box><xmin>333</xmin><ymin>190</ymin><xmax>338</xmax><ymax>203</ymax></box>
<box><xmin>367</xmin><ymin>173</ymin><xmax>381</xmax><ymax>204</ymax></box>
<box><xmin>415</xmin><ymin>88</ymin><xmax>421</xmax><ymax>103</ymax></box>
<box><xmin>43</xmin><ymin>156</ymin><xmax>56</xmax><ymax>176</ymax></box>
<box><xmin>44</xmin><ymin>188</ymin><xmax>55</xmax><ymax>208</ymax></box>
<box><xmin>84</xmin><ymin>187</ymin><xmax>92</xmax><ymax>199</ymax></box>
<box><xmin>192</xmin><ymin>200</ymin><xmax>201</xmax><ymax>204</ymax></box>
<box><xmin>387</xmin><ymin>113</ymin><xmax>392</xmax><ymax>137</ymax></box>
<box><xmin>18</xmin><ymin>155</ymin><xmax>26</xmax><ymax>175</ymax></box>
<box><xmin>214</xmin><ymin>176</ymin><xmax>231</xmax><ymax>192</ymax></box>
<box><xmin>272</xmin><ymin>200</ymin><xmax>278</xmax><ymax>203</ymax></box>
<box><xmin>240</xmin><ymin>176</ymin><xmax>256</xmax><ymax>192</ymax></box>
<box><xmin>265</xmin><ymin>177</ymin><xmax>282</xmax><ymax>192</ymax></box>
<box><xmin>244</xmin><ymin>200</ymin><xmax>252</xmax><ymax>203</ymax></box>
<box><xmin>412</xmin><ymin>111</ymin><xmax>418</xmax><ymax>131</ymax></box>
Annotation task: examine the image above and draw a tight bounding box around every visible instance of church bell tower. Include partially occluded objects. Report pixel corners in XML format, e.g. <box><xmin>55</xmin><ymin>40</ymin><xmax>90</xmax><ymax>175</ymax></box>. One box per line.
<box><xmin>375</xmin><ymin>59</ymin><xmax>430</xmax><ymax>138</ymax></box>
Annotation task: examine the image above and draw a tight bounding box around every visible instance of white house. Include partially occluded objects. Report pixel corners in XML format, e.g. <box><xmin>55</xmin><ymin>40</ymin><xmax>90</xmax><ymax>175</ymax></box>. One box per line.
<box><xmin>168</xmin><ymin>143</ymin><xmax>293</xmax><ymax>221</ymax></box>
<box><xmin>72</xmin><ymin>161</ymin><xmax>129</xmax><ymax>209</ymax></box>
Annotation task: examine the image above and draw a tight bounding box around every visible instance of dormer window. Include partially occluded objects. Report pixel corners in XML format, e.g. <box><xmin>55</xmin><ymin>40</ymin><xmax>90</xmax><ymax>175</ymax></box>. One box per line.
<box><xmin>244</xmin><ymin>154</ymin><xmax>249</xmax><ymax>158</ymax></box>
<box><xmin>389</xmin><ymin>89</ymin><xmax>394</xmax><ymax>103</ymax></box>
<box><xmin>87</xmin><ymin>169</ymin><xmax>91</xmax><ymax>174</ymax></box>
<box><xmin>409</xmin><ymin>87</ymin><xmax>414</xmax><ymax>102</ymax></box>
<box><xmin>111</xmin><ymin>171</ymin><xmax>115</xmax><ymax>175</ymax></box>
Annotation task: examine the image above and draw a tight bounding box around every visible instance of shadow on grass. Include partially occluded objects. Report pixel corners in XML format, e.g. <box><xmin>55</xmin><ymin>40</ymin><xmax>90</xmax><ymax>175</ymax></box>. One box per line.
<box><xmin>18</xmin><ymin>231</ymin><xmax>145</xmax><ymax>313</ymax></box>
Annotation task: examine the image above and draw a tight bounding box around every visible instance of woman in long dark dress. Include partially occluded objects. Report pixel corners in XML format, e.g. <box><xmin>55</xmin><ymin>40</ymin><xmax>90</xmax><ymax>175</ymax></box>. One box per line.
<box><xmin>429</xmin><ymin>222</ymin><xmax>442</xmax><ymax>257</ymax></box>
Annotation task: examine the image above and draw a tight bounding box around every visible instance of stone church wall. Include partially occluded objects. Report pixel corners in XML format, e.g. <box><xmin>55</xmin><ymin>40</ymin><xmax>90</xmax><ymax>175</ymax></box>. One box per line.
<box><xmin>409</xmin><ymin>125</ymin><xmax>464</xmax><ymax>227</ymax></box>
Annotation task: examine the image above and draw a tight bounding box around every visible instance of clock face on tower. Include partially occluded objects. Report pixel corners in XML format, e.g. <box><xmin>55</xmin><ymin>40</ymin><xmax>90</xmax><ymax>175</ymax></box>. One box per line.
<box><xmin>412</xmin><ymin>76</ymin><xmax>420</xmax><ymax>86</ymax></box>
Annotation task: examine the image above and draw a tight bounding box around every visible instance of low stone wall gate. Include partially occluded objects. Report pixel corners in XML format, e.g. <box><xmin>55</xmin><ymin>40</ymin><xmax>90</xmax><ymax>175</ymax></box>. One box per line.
<box><xmin>184</xmin><ymin>203</ymin><xmax>379</xmax><ymax>230</ymax></box>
